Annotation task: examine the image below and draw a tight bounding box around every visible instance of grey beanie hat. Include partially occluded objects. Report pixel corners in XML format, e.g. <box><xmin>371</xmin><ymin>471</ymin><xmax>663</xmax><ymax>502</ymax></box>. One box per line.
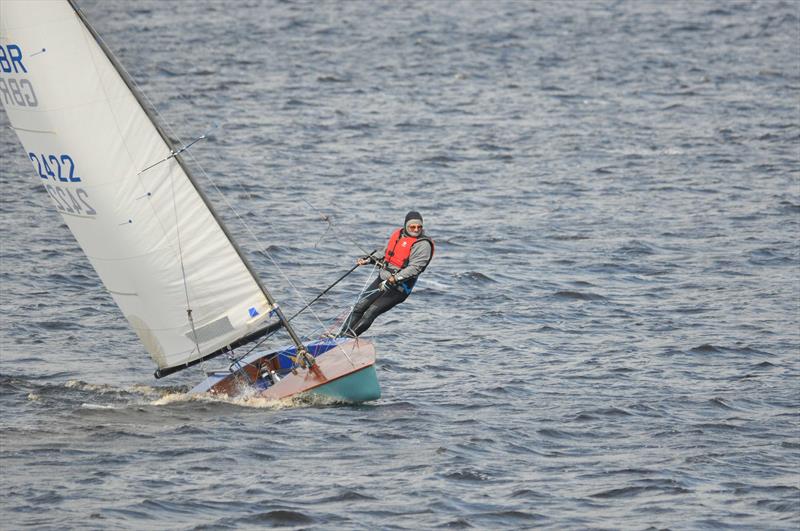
<box><xmin>404</xmin><ymin>210</ymin><xmax>423</xmax><ymax>227</ymax></box>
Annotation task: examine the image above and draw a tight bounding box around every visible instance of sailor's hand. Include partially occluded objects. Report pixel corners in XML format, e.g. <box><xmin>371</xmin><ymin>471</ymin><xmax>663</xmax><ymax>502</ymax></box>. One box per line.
<box><xmin>387</xmin><ymin>275</ymin><xmax>397</xmax><ymax>285</ymax></box>
<box><xmin>357</xmin><ymin>257</ymin><xmax>370</xmax><ymax>266</ymax></box>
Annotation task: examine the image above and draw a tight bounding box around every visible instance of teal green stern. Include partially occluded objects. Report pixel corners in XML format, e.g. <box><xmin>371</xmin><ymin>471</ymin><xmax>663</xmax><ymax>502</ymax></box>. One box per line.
<box><xmin>309</xmin><ymin>364</ymin><xmax>381</xmax><ymax>403</ymax></box>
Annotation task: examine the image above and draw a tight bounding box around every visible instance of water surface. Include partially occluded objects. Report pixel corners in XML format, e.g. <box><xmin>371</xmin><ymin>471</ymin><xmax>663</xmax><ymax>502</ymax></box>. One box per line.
<box><xmin>1</xmin><ymin>1</ymin><xmax>798</xmax><ymax>529</ymax></box>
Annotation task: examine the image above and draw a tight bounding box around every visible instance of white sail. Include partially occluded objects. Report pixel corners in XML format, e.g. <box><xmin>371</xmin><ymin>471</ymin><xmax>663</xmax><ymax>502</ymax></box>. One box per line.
<box><xmin>0</xmin><ymin>0</ymin><xmax>277</xmax><ymax>371</ymax></box>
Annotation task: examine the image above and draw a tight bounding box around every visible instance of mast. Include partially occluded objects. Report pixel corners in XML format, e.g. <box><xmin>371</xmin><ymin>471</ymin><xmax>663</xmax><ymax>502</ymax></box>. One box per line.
<box><xmin>66</xmin><ymin>0</ymin><xmax>309</xmax><ymax>371</ymax></box>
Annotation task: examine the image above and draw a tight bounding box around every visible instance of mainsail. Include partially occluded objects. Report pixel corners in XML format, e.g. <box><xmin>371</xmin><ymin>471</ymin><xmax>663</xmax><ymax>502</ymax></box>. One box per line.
<box><xmin>0</xmin><ymin>0</ymin><xmax>283</xmax><ymax>374</ymax></box>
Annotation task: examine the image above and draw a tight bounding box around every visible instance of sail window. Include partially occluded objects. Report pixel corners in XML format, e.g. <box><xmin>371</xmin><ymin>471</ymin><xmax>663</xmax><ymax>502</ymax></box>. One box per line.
<box><xmin>185</xmin><ymin>316</ymin><xmax>235</xmax><ymax>344</ymax></box>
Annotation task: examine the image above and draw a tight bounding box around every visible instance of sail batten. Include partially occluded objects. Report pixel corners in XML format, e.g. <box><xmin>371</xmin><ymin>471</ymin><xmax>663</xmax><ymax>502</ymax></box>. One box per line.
<box><xmin>0</xmin><ymin>0</ymin><xmax>282</xmax><ymax>372</ymax></box>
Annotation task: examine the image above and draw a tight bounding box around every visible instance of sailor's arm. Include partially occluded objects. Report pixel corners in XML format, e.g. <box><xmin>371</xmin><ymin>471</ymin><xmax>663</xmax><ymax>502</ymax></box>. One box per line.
<box><xmin>391</xmin><ymin>240</ymin><xmax>432</xmax><ymax>283</ymax></box>
<box><xmin>356</xmin><ymin>246</ymin><xmax>387</xmax><ymax>266</ymax></box>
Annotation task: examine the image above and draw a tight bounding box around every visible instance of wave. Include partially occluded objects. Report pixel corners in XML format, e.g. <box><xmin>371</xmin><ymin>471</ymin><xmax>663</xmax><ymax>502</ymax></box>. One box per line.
<box><xmin>591</xmin><ymin>483</ymin><xmax>691</xmax><ymax>499</ymax></box>
<box><xmin>150</xmin><ymin>388</ymin><xmax>344</xmax><ymax>410</ymax></box>
<box><xmin>690</xmin><ymin>344</ymin><xmax>722</xmax><ymax>354</ymax></box>
<box><xmin>442</xmin><ymin>468</ymin><xmax>490</xmax><ymax>481</ymax></box>
<box><xmin>17</xmin><ymin>377</ymin><xmax>342</xmax><ymax>411</ymax></box>
<box><xmin>453</xmin><ymin>271</ymin><xmax>497</xmax><ymax>283</ymax></box>
<box><xmin>552</xmin><ymin>290</ymin><xmax>607</xmax><ymax>302</ymax></box>
<box><xmin>233</xmin><ymin>510</ymin><xmax>314</xmax><ymax>526</ymax></box>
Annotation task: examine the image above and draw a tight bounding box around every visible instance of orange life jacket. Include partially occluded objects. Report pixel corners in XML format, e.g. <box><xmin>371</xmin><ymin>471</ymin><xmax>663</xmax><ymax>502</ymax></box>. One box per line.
<box><xmin>383</xmin><ymin>228</ymin><xmax>434</xmax><ymax>272</ymax></box>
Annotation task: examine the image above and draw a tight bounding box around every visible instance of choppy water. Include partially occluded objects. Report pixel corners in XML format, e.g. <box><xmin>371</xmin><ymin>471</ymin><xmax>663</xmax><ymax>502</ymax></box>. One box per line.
<box><xmin>2</xmin><ymin>0</ymin><xmax>799</xmax><ymax>529</ymax></box>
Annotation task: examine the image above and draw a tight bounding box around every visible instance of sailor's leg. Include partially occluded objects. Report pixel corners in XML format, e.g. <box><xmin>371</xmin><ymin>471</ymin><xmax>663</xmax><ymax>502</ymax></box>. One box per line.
<box><xmin>340</xmin><ymin>277</ymin><xmax>383</xmax><ymax>335</ymax></box>
<box><xmin>349</xmin><ymin>289</ymin><xmax>408</xmax><ymax>336</ymax></box>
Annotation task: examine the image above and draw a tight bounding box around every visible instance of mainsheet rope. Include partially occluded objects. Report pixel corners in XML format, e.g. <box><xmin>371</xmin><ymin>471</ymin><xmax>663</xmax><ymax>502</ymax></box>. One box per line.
<box><xmin>229</xmin><ymin>261</ymin><xmax>380</xmax><ymax>366</ymax></box>
<box><xmin>337</xmin><ymin>263</ymin><xmax>381</xmax><ymax>338</ymax></box>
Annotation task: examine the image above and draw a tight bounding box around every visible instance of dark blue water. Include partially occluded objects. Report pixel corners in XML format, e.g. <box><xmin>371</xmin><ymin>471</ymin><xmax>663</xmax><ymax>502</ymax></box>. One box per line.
<box><xmin>1</xmin><ymin>0</ymin><xmax>799</xmax><ymax>528</ymax></box>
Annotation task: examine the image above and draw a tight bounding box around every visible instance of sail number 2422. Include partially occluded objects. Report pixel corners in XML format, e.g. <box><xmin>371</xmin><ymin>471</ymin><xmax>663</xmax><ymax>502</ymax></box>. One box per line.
<box><xmin>28</xmin><ymin>152</ymin><xmax>97</xmax><ymax>217</ymax></box>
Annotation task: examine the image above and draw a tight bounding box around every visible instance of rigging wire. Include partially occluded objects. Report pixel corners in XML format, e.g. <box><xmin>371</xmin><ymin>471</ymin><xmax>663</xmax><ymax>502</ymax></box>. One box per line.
<box><xmin>301</xmin><ymin>198</ymin><xmax>376</xmax><ymax>257</ymax></box>
<box><xmin>175</xmin><ymin>139</ymin><xmax>374</xmax><ymax>374</ymax></box>
<box><xmin>181</xmin><ymin>149</ymin><xmax>335</xmax><ymax>331</ymax></box>
<box><xmin>157</xmin><ymin>112</ymin><xmax>376</xmax><ymax>315</ymax></box>
<box><xmin>172</xmin><ymin>133</ymin><xmax>391</xmax><ymax>343</ymax></box>
<box><xmin>137</xmin><ymin>124</ymin><xmax>218</xmax><ymax>175</ymax></box>
<box><xmin>148</xmin><ymin>120</ymin><xmax>327</xmax><ymax>333</ymax></box>
<box><xmin>339</xmin><ymin>265</ymin><xmax>380</xmax><ymax>338</ymax></box>
<box><xmin>226</xmin><ymin>253</ymin><xmax>382</xmax><ymax>367</ymax></box>
<box><xmin>168</xmin><ymin>162</ymin><xmax>203</xmax><ymax>359</ymax></box>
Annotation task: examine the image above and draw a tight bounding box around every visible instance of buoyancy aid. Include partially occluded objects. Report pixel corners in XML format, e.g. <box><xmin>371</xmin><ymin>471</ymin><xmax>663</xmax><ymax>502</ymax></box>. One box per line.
<box><xmin>383</xmin><ymin>228</ymin><xmax>435</xmax><ymax>276</ymax></box>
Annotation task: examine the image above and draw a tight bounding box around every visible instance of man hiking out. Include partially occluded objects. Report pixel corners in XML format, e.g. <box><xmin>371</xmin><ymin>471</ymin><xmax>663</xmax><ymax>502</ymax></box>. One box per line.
<box><xmin>340</xmin><ymin>211</ymin><xmax>434</xmax><ymax>337</ymax></box>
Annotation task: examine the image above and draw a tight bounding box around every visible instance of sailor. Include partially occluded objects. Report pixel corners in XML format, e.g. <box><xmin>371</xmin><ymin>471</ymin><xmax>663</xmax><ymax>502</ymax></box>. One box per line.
<box><xmin>341</xmin><ymin>211</ymin><xmax>434</xmax><ymax>337</ymax></box>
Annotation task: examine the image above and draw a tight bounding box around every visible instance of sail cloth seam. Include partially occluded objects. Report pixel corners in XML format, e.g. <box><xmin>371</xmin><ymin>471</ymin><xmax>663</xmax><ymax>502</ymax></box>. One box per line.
<box><xmin>72</xmin><ymin>0</ymin><xmax>201</xmax><ymax>349</ymax></box>
<box><xmin>67</xmin><ymin>3</ymin><xmax>246</xmax><ymax>309</ymax></box>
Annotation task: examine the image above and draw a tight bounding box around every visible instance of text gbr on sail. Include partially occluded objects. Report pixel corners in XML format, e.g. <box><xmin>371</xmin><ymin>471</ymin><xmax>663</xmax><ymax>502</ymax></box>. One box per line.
<box><xmin>0</xmin><ymin>44</ymin><xmax>38</xmax><ymax>108</ymax></box>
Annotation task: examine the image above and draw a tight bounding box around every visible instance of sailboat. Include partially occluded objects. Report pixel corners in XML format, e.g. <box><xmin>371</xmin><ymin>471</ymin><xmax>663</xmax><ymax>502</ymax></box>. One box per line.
<box><xmin>0</xmin><ymin>0</ymin><xmax>381</xmax><ymax>403</ymax></box>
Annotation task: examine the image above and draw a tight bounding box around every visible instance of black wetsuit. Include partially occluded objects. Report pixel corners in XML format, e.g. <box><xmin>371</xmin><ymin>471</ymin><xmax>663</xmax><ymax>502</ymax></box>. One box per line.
<box><xmin>342</xmin><ymin>277</ymin><xmax>410</xmax><ymax>337</ymax></box>
<box><xmin>341</xmin><ymin>230</ymin><xmax>433</xmax><ymax>337</ymax></box>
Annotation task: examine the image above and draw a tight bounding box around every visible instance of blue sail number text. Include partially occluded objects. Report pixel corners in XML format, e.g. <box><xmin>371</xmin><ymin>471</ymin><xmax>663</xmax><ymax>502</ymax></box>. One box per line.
<box><xmin>28</xmin><ymin>152</ymin><xmax>97</xmax><ymax>217</ymax></box>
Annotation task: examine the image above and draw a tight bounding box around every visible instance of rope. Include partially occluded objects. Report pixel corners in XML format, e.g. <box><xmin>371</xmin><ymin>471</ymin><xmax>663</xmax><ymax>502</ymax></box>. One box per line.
<box><xmin>228</xmin><ymin>264</ymin><xmax>379</xmax><ymax>369</ymax></box>
<box><xmin>227</xmin><ymin>351</ymin><xmax>257</xmax><ymax>389</ymax></box>
<box><xmin>180</xmin><ymin>151</ymin><xmax>335</xmax><ymax>333</ymax></box>
<box><xmin>302</xmin><ymin>199</ymin><xmax>374</xmax><ymax>257</ymax></box>
<box><xmin>338</xmin><ymin>264</ymin><xmax>380</xmax><ymax>337</ymax></box>
<box><xmin>169</xmin><ymin>161</ymin><xmax>202</xmax><ymax>359</ymax></box>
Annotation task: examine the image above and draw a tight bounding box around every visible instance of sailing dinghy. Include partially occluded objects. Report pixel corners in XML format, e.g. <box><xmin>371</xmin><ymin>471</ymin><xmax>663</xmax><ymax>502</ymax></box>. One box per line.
<box><xmin>0</xmin><ymin>0</ymin><xmax>380</xmax><ymax>403</ymax></box>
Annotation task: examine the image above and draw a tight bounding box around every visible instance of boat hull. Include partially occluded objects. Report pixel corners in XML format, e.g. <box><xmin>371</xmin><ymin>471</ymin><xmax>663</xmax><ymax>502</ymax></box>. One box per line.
<box><xmin>189</xmin><ymin>338</ymin><xmax>381</xmax><ymax>403</ymax></box>
<box><xmin>307</xmin><ymin>363</ymin><xmax>381</xmax><ymax>402</ymax></box>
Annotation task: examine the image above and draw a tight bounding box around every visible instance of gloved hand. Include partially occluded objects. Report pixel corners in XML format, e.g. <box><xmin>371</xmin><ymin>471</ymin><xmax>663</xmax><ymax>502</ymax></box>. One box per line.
<box><xmin>379</xmin><ymin>275</ymin><xmax>397</xmax><ymax>291</ymax></box>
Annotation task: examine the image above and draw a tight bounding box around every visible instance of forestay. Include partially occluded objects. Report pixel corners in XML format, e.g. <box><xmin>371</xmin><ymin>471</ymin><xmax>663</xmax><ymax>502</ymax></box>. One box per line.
<box><xmin>0</xmin><ymin>0</ymin><xmax>277</xmax><ymax>371</ymax></box>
